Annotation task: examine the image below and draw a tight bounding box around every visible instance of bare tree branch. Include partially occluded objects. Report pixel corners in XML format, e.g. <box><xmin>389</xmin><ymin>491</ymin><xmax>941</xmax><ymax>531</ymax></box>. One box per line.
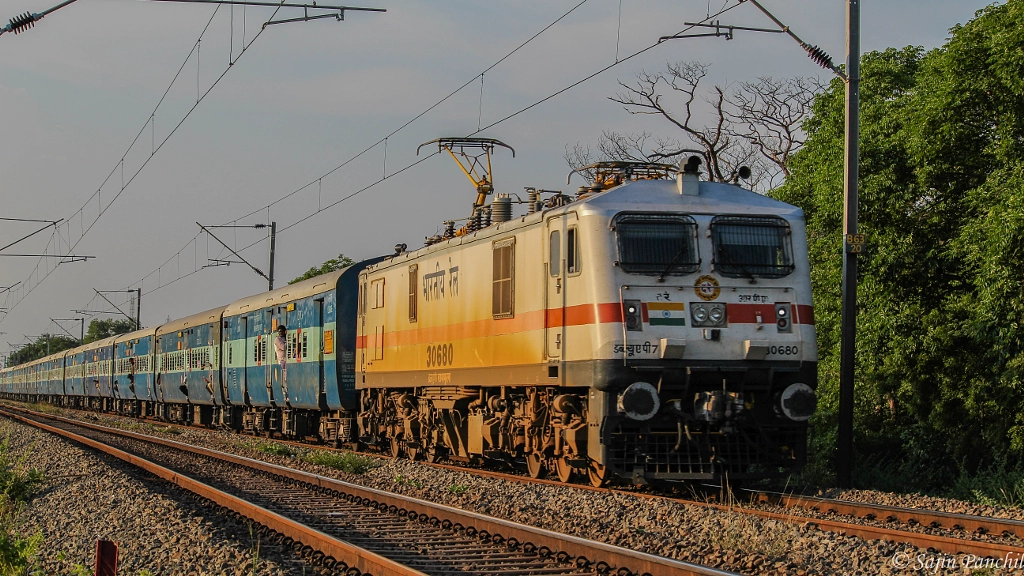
<box><xmin>569</xmin><ymin>61</ymin><xmax>822</xmax><ymax>192</ymax></box>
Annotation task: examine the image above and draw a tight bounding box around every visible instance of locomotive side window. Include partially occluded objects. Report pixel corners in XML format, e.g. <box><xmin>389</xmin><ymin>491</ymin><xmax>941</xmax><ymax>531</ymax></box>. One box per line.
<box><xmin>371</xmin><ymin>279</ymin><xmax>385</xmax><ymax>309</ymax></box>
<box><xmin>408</xmin><ymin>264</ymin><xmax>418</xmax><ymax>323</ymax></box>
<box><xmin>613</xmin><ymin>213</ymin><xmax>699</xmax><ymax>275</ymax></box>
<box><xmin>710</xmin><ymin>215</ymin><xmax>794</xmax><ymax>278</ymax></box>
<box><xmin>549</xmin><ymin>231</ymin><xmax>560</xmax><ymax>277</ymax></box>
<box><xmin>492</xmin><ymin>238</ymin><xmax>515</xmax><ymax>318</ymax></box>
<box><xmin>567</xmin><ymin>227</ymin><xmax>580</xmax><ymax>274</ymax></box>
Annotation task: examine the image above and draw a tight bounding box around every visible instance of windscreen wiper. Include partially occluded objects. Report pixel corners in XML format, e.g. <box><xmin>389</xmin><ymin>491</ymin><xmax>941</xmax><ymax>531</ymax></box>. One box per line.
<box><xmin>715</xmin><ymin>247</ymin><xmax>757</xmax><ymax>282</ymax></box>
<box><xmin>657</xmin><ymin>244</ymin><xmax>697</xmax><ymax>283</ymax></box>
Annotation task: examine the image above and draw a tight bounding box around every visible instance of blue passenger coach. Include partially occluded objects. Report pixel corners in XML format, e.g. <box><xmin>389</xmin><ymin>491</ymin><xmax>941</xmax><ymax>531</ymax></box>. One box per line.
<box><xmin>154</xmin><ymin>308</ymin><xmax>225</xmax><ymax>425</ymax></box>
<box><xmin>0</xmin><ymin>257</ymin><xmax>381</xmax><ymax>444</ymax></box>
<box><xmin>113</xmin><ymin>328</ymin><xmax>157</xmax><ymax>417</ymax></box>
<box><xmin>221</xmin><ymin>259</ymin><xmax>380</xmax><ymax>442</ymax></box>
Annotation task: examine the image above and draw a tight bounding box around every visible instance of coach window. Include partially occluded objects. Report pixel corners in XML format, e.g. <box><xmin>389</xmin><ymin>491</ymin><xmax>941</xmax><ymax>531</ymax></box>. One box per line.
<box><xmin>710</xmin><ymin>215</ymin><xmax>794</xmax><ymax>278</ymax></box>
<box><xmin>566</xmin><ymin>227</ymin><xmax>580</xmax><ymax>275</ymax></box>
<box><xmin>408</xmin><ymin>264</ymin><xmax>418</xmax><ymax>323</ymax></box>
<box><xmin>492</xmin><ymin>238</ymin><xmax>515</xmax><ymax>318</ymax></box>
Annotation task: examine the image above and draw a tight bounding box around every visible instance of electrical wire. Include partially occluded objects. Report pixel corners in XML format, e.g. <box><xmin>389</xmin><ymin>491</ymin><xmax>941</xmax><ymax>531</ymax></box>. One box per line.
<box><xmin>68</xmin><ymin>1</ymin><xmax>746</xmax><ymax>308</ymax></box>
<box><xmin>116</xmin><ymin>0</ymin><xmax>596</xmax><ymax>299</ymax></box>
<box><xmin>0</xmin><ymin>3</ymin><xmax>288</xmax><ymax>323</ymax></box>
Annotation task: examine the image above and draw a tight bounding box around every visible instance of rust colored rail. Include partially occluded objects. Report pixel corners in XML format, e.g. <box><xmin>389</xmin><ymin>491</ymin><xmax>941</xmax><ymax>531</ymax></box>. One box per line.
<box><xmin>0</xmin><ymin>408</ymin><xmax>423</xmax><ymax>576</ymax></box>
<box><xmin>1</xmin><ymin>405</ymin><xmax>735</xmax><ymax>576</ymax></box>
<box><xmin>15</xmin><ymin>402</ymin><xmax>1024</xmax><ymax>560</ymax></box>
<box><xmin>752</xmin><ymin>491</ymin><xmax>1024</xmax><ymax>537</ymax></box>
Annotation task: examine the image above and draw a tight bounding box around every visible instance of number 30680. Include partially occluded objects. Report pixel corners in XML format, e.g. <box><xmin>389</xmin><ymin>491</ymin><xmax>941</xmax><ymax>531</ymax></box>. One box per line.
<box><xmin>426</xmin><ymin>343</ymin><xmax>454</xmax><ymax>367</ymax></box>
<box><xmin>768</xmin><ymin>345</ymin><xmax>799</xmax><ymax>356</ymax></box>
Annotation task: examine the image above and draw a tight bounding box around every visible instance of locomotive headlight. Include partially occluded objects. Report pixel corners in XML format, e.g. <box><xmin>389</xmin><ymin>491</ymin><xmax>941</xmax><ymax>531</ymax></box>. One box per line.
<box><xmin>709</xmin><ymin>305</ymin><xmax>724</xmax><ymax>324</ymax></box>
<box><xmin>693</xmin><ymin>305</ymin><xmax>708</xmax><ymax>323</ymax></box>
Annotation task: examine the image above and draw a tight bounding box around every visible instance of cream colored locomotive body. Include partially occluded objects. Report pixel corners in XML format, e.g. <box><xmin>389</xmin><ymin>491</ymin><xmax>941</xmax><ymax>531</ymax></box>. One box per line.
<box><xmin>356</xmin><ymin>170</ymin><xmax>818</xmax><ymax>483</ymax></box>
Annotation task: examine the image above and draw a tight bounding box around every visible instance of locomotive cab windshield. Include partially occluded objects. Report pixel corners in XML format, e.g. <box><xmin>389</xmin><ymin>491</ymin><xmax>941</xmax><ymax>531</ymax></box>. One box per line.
<box><xmin>711</xmin><ymin>215</ymin><xmax>795</xmax><ymax>278</ymax></box>
<box><xmin>613</xmin><ymin>212</ymin><xmax>700</xmax><ymax>276</ymax></box>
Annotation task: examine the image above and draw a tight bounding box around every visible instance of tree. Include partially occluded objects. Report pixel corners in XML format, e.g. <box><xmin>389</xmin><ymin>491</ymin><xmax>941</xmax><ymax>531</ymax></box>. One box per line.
<box><xmin>83</xmin><ymin>318</ymin><xmax>135</xmax><ymax>344</ymax></box>
<box><xmin>289</xmin><ymin>254</ymin><xmax>355</xmax><ymax>285</ymax></box>
<box><xmin>774</xmin><ymin>0</ymin><xmax>1024</xmax><ymax>488</ymax></box>
<box><xmin>7</xmin><ymin>334</ymin><xmax>79</xmax><ymax>366</ymax></box>
<box><xmin>566</xmin><ymin>62</ymin><xmax>821</xmax><ymax>191</ymax></box>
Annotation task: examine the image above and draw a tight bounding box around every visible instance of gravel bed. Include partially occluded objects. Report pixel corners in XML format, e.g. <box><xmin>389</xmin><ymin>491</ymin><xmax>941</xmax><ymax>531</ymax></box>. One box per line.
<box><xmin>0</xmin><ymin>416</ymin><xmax>334</xmax><ymax>575</ymax></box>
<box><xmin>13</xmin><ymin>404</ymin><xmax>992</xmax><ymax>576</ymax></box>
<box><xmin>817</xmin><ymin>488</ymin><xmax>1024</xmax><ymax>522</ymax></box>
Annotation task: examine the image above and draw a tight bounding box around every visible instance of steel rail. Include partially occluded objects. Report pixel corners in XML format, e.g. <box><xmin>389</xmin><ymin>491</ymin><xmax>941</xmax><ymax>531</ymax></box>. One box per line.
<box><xmin>2</xmin><ymin>405</ymin><xmax>735</xmax><ymax>576</ymax></box>
<box><xmin>0</xmin><ymin>407</ymin><xmax>424</xmax><ymax>576</ymax></box>
<box><xmin>15</xmin><ymin>402</ymin><xmax>1024</xmax><ymax>559</ymax></box>
<box><xmin>750</xmin><ymin>491</ymin><xmax>1024</xmax><ymax>538</ymax></box>
<box><xmin>422</xmin><ymin>461</ymin><xmax>1024</xmax><ymax>557</ymax></box>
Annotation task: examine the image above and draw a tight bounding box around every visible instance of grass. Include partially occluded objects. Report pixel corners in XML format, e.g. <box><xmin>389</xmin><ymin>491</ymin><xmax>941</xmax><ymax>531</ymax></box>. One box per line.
<box><xmin>447</xmin><ymin>484</ymin><xmax>470</xmax><ymax>495</ymax></box>
<box><xmin>240</xmin><ymin>438</ymin><xmax>297</xmax><ymax>458</ymax></box>
<box><xmin>394</xmin><ymin>474</ymin><xmax>423</xmax><ymax>489</ymax></box>
<box><xmin>946</xmin><ymin>460</ymin><xmax>1024</xmax><ymax>508</ymax></box>
<box><xmin>302</xmin><ymin>451</ymin><xmax>379</xmax><ymax>475</ymax></box>
<box><xmin>0</xmin><ymin>435</ymin><xmax>46</xmax><ymax>575</ymax></box>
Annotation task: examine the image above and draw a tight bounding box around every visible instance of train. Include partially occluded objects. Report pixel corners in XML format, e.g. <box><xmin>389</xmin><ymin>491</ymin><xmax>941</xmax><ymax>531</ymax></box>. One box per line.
<box><xmin>1</xmin><ymin>141</ymin><xmax>817</xmax><ymax>487</ymax></box>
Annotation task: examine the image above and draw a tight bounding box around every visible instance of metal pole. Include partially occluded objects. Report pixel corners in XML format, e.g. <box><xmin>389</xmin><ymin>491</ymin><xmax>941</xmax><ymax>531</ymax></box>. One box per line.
<box><xmin>136</xmin><ymin>288</ymin><xmax>142</xmax><ymax>330</ymax></box>
<box><xmin>268</xmin><ymin>221</ymin><xmax>277</xmax><ymax>291</ymax></box>
<box><xmin>837</xmin><ymin>0</ymin><xmax>860</xmax><ymax>489</ymax></box>
<box><xmin>79</xmin><ymin>318</ymin><xmax>85</xmax><ymax>342</ymax></box>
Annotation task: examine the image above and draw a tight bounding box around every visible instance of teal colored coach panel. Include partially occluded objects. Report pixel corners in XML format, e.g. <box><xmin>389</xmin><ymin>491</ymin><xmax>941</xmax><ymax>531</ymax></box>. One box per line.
<box><xmin>114</xmin><ymin>328</ymin><xmax>157</xmax><ymax>403</ymax></box>
<box><xmin>155</xmin><ymin>307</ymin><xmax>225</xmax><ymax>406</ymax></box>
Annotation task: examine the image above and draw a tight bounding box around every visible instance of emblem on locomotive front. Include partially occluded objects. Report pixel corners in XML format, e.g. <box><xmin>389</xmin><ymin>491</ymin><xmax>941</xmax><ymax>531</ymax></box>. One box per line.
<box><xmin>694</xmin><ymin>275</ymin><xmax>721</xmax><ymax>301</ymax></box>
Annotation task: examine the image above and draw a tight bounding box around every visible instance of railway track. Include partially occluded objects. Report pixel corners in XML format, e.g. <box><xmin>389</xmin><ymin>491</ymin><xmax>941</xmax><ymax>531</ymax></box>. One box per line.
<box><xmin>11</xmin><ymin>402</ymin><xmax>1024</xmax><ymax>562</ymax></box>
<box><xmin>415</xmin><ymin>460</ymin><xmax>1024</xmax><ymax>558</ymax></box>
<box><xmin>0</xmin><ymin>405</ymin><xmax>734</xmax><ymax>576</ymax></box>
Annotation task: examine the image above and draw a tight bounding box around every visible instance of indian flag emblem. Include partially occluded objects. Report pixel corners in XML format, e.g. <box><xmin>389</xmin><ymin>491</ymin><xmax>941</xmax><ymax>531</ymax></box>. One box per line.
<box><xmin>647</xmin><ymin>302</ymin><xmax>686</xmax><ymax>326</ymax></box>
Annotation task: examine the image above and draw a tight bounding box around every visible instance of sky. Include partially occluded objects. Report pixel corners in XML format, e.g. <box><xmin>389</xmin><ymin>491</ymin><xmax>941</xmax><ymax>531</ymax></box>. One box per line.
<box><xmin>0</xmin><ymin>0</ymin><xmax>997</xmax><ymax>360</ymax></box>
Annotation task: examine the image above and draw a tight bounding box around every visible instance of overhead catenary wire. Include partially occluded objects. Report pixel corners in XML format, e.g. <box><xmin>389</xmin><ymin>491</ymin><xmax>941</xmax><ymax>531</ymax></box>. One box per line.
<box><xmin>107</xmin><ymin>0</ymin><xmax>748</xmax><ymax>304</ymax></box>
<box><xmin>115</xmin><ymin>0</ymin><xmax>597</xmax><ymax>299</ymax></box>
<box><xmin>1</xmin><ymin>2</ymin><xmax>288</xmax><ymax>323</ymax></box>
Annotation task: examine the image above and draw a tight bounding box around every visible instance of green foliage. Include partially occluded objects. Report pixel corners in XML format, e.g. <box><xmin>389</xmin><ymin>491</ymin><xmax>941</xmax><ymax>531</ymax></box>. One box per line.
<box><xmin>6</xmin><ymin>335</ymin><xmax>79</xmax><ymax>367</ymax></box>
<box><xmin>447</xmin><ymin>484</ymin><xmax>469</xmax><ymax>495</ymax></box>
<box><xmin>83</xmin><ymin>318</ymin><xmax>135</xmax><ymax>344</ymax></box>
<box><xmin>947</xmin><ymin>458</ymin><xmax>1024</xmax><ymax>508</ymax></box>
<box><xmin>773</xmin><ymin>1</ymin><xmax>1024</xmax><ymax>490</ymax></box>
<box><xmin>393</xmin><ymin>474</ymin><xmax>423</xmax><ymax>489</ymax></box>
<box><xmin>242</xmin><ymin>439</ymin><xmax>296</xmax><ymax>457</ymax></box>
<box><xmin>302</xmin><ymin>450</ymin><xmax>379</xmax><ymax>474</ymax></box>
<box><xmin>0</xmin><ymin>436</ymin><xmax>46</xmax><ymax>575</ymax></box>
<box><xmin>289</xmin><ymin>254</ymin><xmax>355</xmax><ymax>285</ymax></box>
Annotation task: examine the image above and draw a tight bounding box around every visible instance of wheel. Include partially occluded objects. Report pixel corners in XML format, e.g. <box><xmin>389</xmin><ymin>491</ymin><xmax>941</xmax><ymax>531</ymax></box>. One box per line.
<box><xmin>587</xmin><ymin>461</ymin><xmax>609</xmax><ymax>488</ymax></box>
<box><xmin>555</xmin><ymin>457</ymin><xmax>574</xmax><ymax>483</ymax></box>
<box><xmin>526</xmin><ymin>452</ymin><xmax>546</xmax><ymax>479</ymax></box>
<box><xmin>425</xmin><ymin>445</ymin><xmax>442</xmax><ymax>463</ymax></box>
<box><xmin>407</xmin><ymin>444</ymin><xmax>421</xmax><ymax>461</ymax></box>
<box><xmin>390</xmin><ymin>435</ymin><xmax>403</xmax><ymax>458</ymax></box>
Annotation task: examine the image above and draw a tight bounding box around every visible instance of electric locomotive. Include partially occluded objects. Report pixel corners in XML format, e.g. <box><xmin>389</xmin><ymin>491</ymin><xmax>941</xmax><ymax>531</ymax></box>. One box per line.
<box><xmin>355</xmin><ymin>139</ymin><xmax>817</xmax><ymax>486</ymax></box>
<box><xmin>0</xmin><ymin>139</ymin><xmax>817</xmax><ymax>487</ymax></box>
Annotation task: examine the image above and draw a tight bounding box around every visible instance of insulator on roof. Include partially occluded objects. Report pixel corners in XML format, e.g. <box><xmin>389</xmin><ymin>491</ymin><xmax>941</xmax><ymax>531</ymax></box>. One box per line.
<box><xmin>492</xmin><ymin>194</ymin><xmax>512</xmax><ymax>222</ymax></box>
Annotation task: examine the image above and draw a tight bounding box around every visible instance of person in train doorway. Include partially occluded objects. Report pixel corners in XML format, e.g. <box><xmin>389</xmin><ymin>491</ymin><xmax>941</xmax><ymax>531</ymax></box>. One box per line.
<box><xmin>274</xmin><ymin>325</ymin><xmax>288</xmax><ymax>403</ymax></box>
